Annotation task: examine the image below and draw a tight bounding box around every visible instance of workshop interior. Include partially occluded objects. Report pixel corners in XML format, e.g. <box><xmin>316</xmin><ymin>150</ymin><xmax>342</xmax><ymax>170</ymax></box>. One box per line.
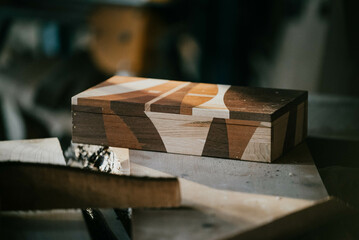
<box><xmin>0</xmin><ymin>0</ymin><xmax>358</xmax><ymax>239</ymax></box>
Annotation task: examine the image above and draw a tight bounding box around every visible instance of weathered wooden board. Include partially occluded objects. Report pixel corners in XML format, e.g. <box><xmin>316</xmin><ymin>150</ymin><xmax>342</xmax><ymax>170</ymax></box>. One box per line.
<box><xmin>0</xmin><ymin>138</ymin><xmax>132</xmax><ymax>239</ymax></box>
<box><xmin>0</xmin><ymin>162</ymin><xmax>180</xmax><ymax>211</ymax></box>
<box><xmin>130</xmin><ymin>143</ymin><xmax>333</xmax><ymax>240</ymax></box>
<box><xmin>72</xmin><ymin>76</ymin><xmax>307</xmax><ymax>162</ymax></box>
<box><xmin>0</xmin><ymin>138</ymin><xmax>65</xmax><ymax>165</ymax></box>
<box><xmin>0</xmin><ymin>138</ymin><xmax>180</xmax><ymax>210</ymax></box>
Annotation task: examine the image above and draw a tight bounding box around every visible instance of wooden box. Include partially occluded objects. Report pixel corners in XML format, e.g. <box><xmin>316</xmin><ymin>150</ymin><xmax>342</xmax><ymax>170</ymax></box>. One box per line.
<box><xmin>72</xmin><ymin>76</ymin><xmax>307</xmax><ymax>162</ymax></box>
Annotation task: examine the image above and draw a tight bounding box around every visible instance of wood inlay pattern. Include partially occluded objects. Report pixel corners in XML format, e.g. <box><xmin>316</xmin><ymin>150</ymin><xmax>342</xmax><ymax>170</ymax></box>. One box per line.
<box><xmin>72</xmin><ymin>77</ymin><xmax>307</xmax><ymax>162</ymax></box>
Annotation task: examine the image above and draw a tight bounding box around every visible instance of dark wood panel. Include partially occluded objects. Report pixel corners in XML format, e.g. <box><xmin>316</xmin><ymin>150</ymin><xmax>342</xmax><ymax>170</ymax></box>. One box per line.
<box><xmin>0</xmin><ymin>162</ymin><xmax>180</xmax><ymax>211</ymax></box>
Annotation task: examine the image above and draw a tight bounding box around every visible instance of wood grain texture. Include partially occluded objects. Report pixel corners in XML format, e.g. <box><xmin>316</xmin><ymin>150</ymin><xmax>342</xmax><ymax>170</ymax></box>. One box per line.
<box><xmin>0</xmin><ymin>162</ymin><xmax>180</xmax><ymax>211</ymax></box>
<box><xmin>241</xmin><ymin>126</ymin><xmax>271</xmax><ymax>162</ymax></box>
<box><xmin>202</xmin><ymin>118</ymin><xmax>229</xmax><ymax>158</ymax></box>
<box><xmin>72</xmin><ymin>76</ymin><xmax>308</xmax><ymax>162</ymax></box>
<box><xmin>226</xmin><ymin>123</ymin><xmax>258</xmax><ymax>160</ymax></box>
<box><xmin>145</xmin><ymin>112</ymin><xmax>212</xmax><ymax>155</ymax></box>
<box><xmin>0</xmin><ymin>138</ymin><xmax>180</xmax><ymax>210</ymax></box>
<box><xmin>72</xmin><ymin>109</ymin><xmax>109</xmax><ymax>146</ymax></box>
<box><xmin>72</xmin><ymin>77</ymin><xmax>307</xmax><ymax>121</ymax></box>
<box><xmin>0</xmin><ymin>138</ymin><xmax>65</xmax><ymax>165</ymax></box>
<box><xmin>130</xmin><ymin>143</ymin><xmax>330</xmax><ymax>240</ymax></box>
<box><xmin>103</xmin><ymin>114</ymin><xmax>142</xmax><ymax>149</ymax></box>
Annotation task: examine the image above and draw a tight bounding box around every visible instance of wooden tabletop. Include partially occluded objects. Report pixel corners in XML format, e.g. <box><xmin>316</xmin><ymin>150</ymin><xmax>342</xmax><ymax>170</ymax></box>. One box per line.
<box><xmin>130</xmin><ymin>143</ymin><xmax>330</xmax><ymax>240</ymax></box>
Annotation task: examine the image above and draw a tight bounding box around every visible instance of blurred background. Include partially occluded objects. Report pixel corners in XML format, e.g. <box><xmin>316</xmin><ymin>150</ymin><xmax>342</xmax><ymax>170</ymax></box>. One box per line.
<box><xmin>0</xmin><ymin>0</ymin><xmax>358</xmax><ymax>237</ymax></box>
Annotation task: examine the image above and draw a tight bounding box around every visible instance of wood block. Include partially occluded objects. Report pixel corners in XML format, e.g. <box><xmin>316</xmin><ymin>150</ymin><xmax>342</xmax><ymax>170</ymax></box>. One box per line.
<box><xmin>0</xmin><ymin>138</ymin><xmax>180</xmax><ymax>210</ymax></box>
<box><xmin>0</xmin><ymin>138</ymin><xmax>66</xmax><ymax>165</ymax></box>
<box><xmin>128</xmin><ymin>143</ymin><xmax>347</xmax><ymax>240</ymax></box>
<box><xmin>72</xmin><ymin>76</ymin><xmax>308</xmax><ymax>162</ymax></box>
<box><xmin>0</xmin><ymin>162</ymin><xmax>180</xmax><ymax>210</ymax></box>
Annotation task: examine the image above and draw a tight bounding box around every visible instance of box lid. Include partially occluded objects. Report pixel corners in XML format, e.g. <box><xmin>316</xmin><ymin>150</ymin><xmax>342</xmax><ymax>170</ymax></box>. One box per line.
<box><xmin>72</xmin><ymin>76</ymin><xmax>307</xmax><ymax>122</ymax></box>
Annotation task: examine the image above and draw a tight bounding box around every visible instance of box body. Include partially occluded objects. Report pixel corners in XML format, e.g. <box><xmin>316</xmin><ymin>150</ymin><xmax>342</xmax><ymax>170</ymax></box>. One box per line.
<box><xmin>72</xmin><ymin>76</ymin><xmax>307</xmax><ymax>162</ymax></box>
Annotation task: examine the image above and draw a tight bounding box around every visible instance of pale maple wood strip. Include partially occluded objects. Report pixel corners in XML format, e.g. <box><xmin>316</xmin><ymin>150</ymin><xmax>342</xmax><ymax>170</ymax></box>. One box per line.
<box><xmin>0</xmin><ymin>138</ymin><xmax>65</xmax><ymax>165</ymax></box>
<box><xmin>142</xmin><ymin>112</ymin><xmax>271</xmax><ymax>127</ymax></box>
<box><xmin>146</xmin><ymin>111</ymin><xmax>212</xmax><ymax>155</ymax></box>
<box><xmin>192</xmin><ymin>84</ymin><xmax>231</xmax><ymax>119</ymax></box>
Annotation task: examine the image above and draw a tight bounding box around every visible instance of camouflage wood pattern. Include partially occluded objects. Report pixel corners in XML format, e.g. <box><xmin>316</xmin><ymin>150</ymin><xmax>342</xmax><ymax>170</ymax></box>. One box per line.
<box><xmin>72</xmin><ymin>76</ymin><xmax>307</xmax><ymax>162</ymax></box>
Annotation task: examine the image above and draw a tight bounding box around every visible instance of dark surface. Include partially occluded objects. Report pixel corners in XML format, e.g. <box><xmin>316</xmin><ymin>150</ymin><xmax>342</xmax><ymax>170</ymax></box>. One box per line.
<box><xmin>0</xmin><ymin>161</ymin><xmax>179</xmax><ymax>211</ymax></box>
<box><xmin>295</xmin><ymin>137</ymin><xmax>359</xmax><ymax>240</ymax></box>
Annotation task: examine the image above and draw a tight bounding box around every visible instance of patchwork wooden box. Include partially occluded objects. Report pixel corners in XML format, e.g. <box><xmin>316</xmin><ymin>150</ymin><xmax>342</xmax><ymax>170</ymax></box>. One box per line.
<box><xmin>72</xmin><ymin>76</ymin><xmax>307</xmax><ymax>162</ymax></box>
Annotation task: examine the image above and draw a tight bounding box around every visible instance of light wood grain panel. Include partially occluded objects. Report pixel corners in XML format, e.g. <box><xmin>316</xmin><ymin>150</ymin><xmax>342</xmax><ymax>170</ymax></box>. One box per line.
<box><xmin>241</xmin><ymin>127</ymin><xmax>271</xmax><ymax>162</ymax></box>
<box><xmin>145</xmin><ymin>112</ymin><xmax>212</xmax><ymax>155</ymax></box>
<box><xmin>192</xmin><ymin>84</ymin><xmax>230</xmax><ymax>119</ymax></box>
<box><xmin>0</xmin><ymin>138</ymin><xmax>65</xmax><ymax>165</ymax></box>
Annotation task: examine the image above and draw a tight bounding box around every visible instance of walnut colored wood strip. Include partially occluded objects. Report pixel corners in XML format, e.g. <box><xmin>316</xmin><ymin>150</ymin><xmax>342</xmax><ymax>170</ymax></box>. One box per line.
<box><xmin>72</xmin><ymin>110</ymin><xmax>109</xmax><ymax>146</ymax></box>
<box><xmin>103</xmin><ymin>114</ymin><xmax>142</xmax><ymax>150</ymax></box>
<box><xmin>271</xmin><ymin>112</ymin><xmax>289</xmax><ymax>160</ymax></box>
<box><xmin>202</xmin><ymin>118</ymin><xmax>229</xmax><ymax>158</ymax></box>
<box><xmin>0</xmin><ymin>162</ymin><xmax>180</xmax><ymax>211</ymax></box>
<box><xmin>226</xmin><ymin>123</ymin><xmax>258</xmax><ymax>160</ymax></box>
<box><xmin>180</xmin><ymin>83</ymin><xmax>218</xmax><ymax>115</ymax></box>
<box><xmin>109</xmin><ymin>81</ymin><xmax>184</xmax><ymax>116</ymax></box>
<box><xmin>283</xmin><ymin>107</ymin><xmax>297</xmax><ymax>153</ymax></box>
<box><xmin>151</xmin><ymin>82</ymin><xmax>197</xmax><ymax>114</ymax></box>
<box><xmin>295</xmin><ymin>102</ymin><xmax>305</xmax><ymax>145</ymax></box>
